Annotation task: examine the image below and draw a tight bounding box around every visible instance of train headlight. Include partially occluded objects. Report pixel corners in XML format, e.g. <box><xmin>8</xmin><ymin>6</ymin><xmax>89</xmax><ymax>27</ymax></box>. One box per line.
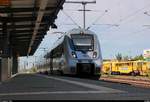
<box><xmin>72</xmin><ymin>51</ymin><xmax>77</xmax><ymax>58</ymax></box>
<box><xmin>93</xmin><ymin>51</ymin><xmax>97</xmax><ymax>58</ymax></box>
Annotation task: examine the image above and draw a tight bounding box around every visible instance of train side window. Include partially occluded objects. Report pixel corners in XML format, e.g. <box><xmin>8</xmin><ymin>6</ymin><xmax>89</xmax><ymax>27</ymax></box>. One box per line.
<box><xmin>52</xmin><ymin>43</ymin><xmax>64</xmax><ymax>58</ymax></box>
<box><xmin>61</xmin><ymin>43</ymin><xmax>64</xmax><ymax>54</ymax></box>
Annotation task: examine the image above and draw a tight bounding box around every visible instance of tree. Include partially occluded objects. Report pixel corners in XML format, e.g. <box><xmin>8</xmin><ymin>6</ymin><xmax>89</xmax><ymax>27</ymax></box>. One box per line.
<box><xmin>123</xmin><ymin>55</ymin><xmax>129</xmax><ymax>61</ymax></box>
<box><xmin>115</xmin><ymin>53</ymin><xmax>122</xmax><ymax>61</ymax></box>
<box><xmin>132</xmin><ymin>54</ymin><xmax>144</xmax><ymax>61</ymax></box>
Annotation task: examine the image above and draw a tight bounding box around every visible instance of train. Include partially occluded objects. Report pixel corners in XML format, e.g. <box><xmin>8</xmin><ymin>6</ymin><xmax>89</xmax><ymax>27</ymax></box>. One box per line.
<box><xmin>36</xmin><ymin>28</ymin><xmax>103</xmax><ymax>78</ymax></box>
<box><xmin>102</xmin><ymin>60</ymin><xmax>150</xmax><ymax>76</ymax></box>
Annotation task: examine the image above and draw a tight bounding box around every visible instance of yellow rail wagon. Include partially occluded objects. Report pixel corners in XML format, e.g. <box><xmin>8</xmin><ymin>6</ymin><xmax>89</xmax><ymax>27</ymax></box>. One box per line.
<box><xmin>102</xmin><ymin>61</ymin><xmax>150</xmax><ymax>76</ymax></box>
<box><xmin>110</xmin><ymin>61</ymin><xmax>136</xmax><ymax>75</ymax></box>
<box><xmin>102</xmin><ymin>61</ymin><xmax>112</xmax><ymax>74</ymax></box>
<box><xmin>147</xmin><ymin>62</ymin><xmax>150</xmax><ymax>77</ymax></box>
<box><xmin>147</xmin><ymin>62</ymin><xmax>150</xmax><ymax>68</ymax></box>
<box><xmin>132</xmin><ymin>61</ymin><xmax>148</xmax><ymax>76</ymax></box>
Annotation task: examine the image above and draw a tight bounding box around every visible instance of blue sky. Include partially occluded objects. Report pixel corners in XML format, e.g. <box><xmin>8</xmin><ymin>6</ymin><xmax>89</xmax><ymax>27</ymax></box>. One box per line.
<box><xmin>19</xmin><ymin>0</ymin><xmax>150</xmax><ymax>69</ymax></box>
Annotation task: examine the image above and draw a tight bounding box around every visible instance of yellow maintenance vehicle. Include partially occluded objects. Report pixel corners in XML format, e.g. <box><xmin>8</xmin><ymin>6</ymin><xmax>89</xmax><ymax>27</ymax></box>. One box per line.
<box><xmin>102</xmin><ymin>61</ymin><xmax>112</xmax><ymax>74</ymax></box>
<box><xmin>102</xmin><ymin>60</ymin><xmax>150</xmax><ymax>76</ymax></box>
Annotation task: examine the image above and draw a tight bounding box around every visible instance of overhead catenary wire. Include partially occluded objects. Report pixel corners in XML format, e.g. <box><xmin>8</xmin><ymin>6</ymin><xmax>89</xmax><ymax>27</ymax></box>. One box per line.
<box><xmin>65</xmin><ymin>1</ymin><xmax>96</xmax><ymax>29</ymax></box>
<box><xmin>87</xmin><ymin>8</ymin><xmax>119</xmax><ymax>31</ymax></box>
<box><xmin>63</xmin><ymin>9</ymin><xmax>105</xmax><ymax>13</ymax></box>
<box><xmin>116</xmin><ymin>2</ymin><xmax>150</xmax><ymax>26</ymax></box>
<box><xmin>132</xmin><ymin>26</ymin><xmax>150</xmax><ymax>35</ymax></box>
<box><xmin>144</xmin><ymin>11</ymin><xmax>150</xmax><ymax>16</ymax></box>
<box><xmin>86</xmin><ymin>10</ymin><xmax>108</xmax><ymax>30</ymax></box>
<box><xmin>61</xmin><ymin>10</ymin><xmax>81</xmax><ymax>28</ymax></box>
<box><xmin>99</xmin><ymin>2</ymin><xmax>150</xmax><ymax>33</ymax></box>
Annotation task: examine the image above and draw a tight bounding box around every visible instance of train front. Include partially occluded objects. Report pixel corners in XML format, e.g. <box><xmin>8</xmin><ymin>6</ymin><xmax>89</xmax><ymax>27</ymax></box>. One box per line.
<box><xmin>66</xmin><ymin>28</ymin><xmax>103</xmax><ymax>77</ymax></box>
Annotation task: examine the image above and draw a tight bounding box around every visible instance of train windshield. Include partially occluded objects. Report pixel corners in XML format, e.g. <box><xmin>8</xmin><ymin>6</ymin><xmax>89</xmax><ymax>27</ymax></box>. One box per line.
<box><xmin>71</xmin><ymin>34</ymin><xmax>94</xmax><ymax>51</ymax></box>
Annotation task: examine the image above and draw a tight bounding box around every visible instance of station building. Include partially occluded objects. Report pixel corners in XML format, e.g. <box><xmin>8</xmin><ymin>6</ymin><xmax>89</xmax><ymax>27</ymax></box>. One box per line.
<box><xmin>143</xmin><ymin>49</ymin><xmax>150</xmax><ymax>61</ymax></box>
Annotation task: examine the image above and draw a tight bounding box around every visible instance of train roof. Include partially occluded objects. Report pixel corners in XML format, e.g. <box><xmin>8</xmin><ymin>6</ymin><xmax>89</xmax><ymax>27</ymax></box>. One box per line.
<box><xmin>66</xmin><ymin>28</ymin><xmax>96</xmax><ymax>36</ymax></box>
<box><xmin>44</xmin><ymin>28</ymin><xmax>97</xmax><ymax>58</ymax></box>
<box><xmin>51</xmin><ymin>28</ymin><xmax>96</xmax><ymax>49</ymax></box>
<box><xmin>44</xmin><ymin>35</ymin><xmax>64</xmax><ymax>58</ymax></box>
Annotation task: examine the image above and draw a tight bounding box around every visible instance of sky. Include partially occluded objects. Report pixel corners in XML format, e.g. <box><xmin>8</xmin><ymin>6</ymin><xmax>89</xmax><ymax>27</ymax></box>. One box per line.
<box><xmin>19</xmin><ymin>0</ymin><xmax>150</xmax><ymax>69</ymax></box>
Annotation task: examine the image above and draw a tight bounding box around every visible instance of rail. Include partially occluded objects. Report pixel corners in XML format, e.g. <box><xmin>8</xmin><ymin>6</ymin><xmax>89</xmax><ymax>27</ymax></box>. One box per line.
<box><xmin>100</xmin><ymin>75</ymin><xmax>150</xmax><ymax>88</ymax></box>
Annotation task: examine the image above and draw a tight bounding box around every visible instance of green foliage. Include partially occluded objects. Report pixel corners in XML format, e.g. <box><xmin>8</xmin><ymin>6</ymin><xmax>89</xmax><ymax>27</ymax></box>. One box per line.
<box><xmin>115</xmin><ymin>53</ymin><xmax>144</xmax><ymax>61</ymax></box>
<box><xmin>132</xmin><ymin>54</ymin><xmax>144</xmax><ymax>61</ymax></box>
<box><xmin>115</xmin><ymin>53</ymin><xmax>122</xmax><ymax>61</ymax></box>
<box><xmin>123</xmin><ymin>55</ymin><xmax>132</xmax><ymax>61</ymax></box>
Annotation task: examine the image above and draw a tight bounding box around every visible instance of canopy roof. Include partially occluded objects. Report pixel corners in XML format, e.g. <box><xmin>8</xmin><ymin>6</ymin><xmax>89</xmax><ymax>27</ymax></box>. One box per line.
<box><xmin>0</xmin><ymin>0</ymin><xmax>65</xmax><ymax>56</ymax></box>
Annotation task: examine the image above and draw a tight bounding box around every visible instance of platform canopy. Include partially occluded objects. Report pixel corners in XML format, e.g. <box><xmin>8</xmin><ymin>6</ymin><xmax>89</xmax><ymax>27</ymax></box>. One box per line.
<box><xmin>0</xmin><ymin>0</ymin><xmax>65</xmax><ymax>56</ymax></box>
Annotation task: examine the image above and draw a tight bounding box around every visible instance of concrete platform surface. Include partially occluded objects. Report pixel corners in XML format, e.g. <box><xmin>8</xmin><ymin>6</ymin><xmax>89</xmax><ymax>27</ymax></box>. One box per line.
<box><xmin>0</xmin><ymin>74</ymin><xmax>150</xmax><ymax>100</ymax></box>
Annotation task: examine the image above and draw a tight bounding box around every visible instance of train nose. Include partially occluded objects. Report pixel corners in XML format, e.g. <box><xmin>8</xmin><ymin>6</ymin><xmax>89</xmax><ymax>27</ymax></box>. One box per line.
<box><xmin>77</xmin><ymin>63</ymin><xmax>95</xmax><ymax>75</ymax></box>
<box><xmin>82</xmin><ymin>65</ymin><xmax>91</xmax><ymax>73</ymax></box>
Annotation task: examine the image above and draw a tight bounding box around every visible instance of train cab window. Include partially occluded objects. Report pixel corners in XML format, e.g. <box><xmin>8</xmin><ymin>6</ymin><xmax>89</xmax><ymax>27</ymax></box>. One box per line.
<box><xmin>67</xmin><ymin>37</ymin><xmax>75</xmax><ymax>50</ymax></box>
<box><xmin>71</xmin><ymin>34</ymin><xmax>94</xmax><ymax>51</ymax></box>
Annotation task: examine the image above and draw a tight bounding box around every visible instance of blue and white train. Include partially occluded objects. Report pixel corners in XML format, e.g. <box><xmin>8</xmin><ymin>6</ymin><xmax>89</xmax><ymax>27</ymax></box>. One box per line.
<box><xmin>37</xmin><ymin>28</ymin><xmax>103</xmax><ymax>78</ymax></box>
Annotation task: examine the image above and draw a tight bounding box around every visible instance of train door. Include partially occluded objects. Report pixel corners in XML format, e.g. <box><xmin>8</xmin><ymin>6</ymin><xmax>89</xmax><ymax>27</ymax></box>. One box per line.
<box><xmin>141</xmin><ymin>62</ymin><xmax>147</xmax><ymax>76</ymax></box>
<box><xmin>137</xmin><ymin>62</ymin><xmax>142</xmax><ymax>75</ymax></box>
<box><xmin>111</xmin><ymin>62</ymin><xmax>119</xmax><ymax>75</ymax></box>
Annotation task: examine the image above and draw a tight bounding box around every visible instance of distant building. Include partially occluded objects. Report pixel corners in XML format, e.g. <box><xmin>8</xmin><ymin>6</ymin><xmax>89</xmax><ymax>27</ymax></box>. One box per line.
<box><xmin>143</xmin><ymin>49</ymin><xmax>150</xmax><ymax>61</ymax></box>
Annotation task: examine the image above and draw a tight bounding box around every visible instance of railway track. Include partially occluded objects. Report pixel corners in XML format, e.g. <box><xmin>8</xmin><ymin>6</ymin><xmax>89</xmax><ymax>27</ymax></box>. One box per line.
<box><xmin>100</xmin><ymin>75</ymin><xmax>150</xmax><ymax>88</ymax></box>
